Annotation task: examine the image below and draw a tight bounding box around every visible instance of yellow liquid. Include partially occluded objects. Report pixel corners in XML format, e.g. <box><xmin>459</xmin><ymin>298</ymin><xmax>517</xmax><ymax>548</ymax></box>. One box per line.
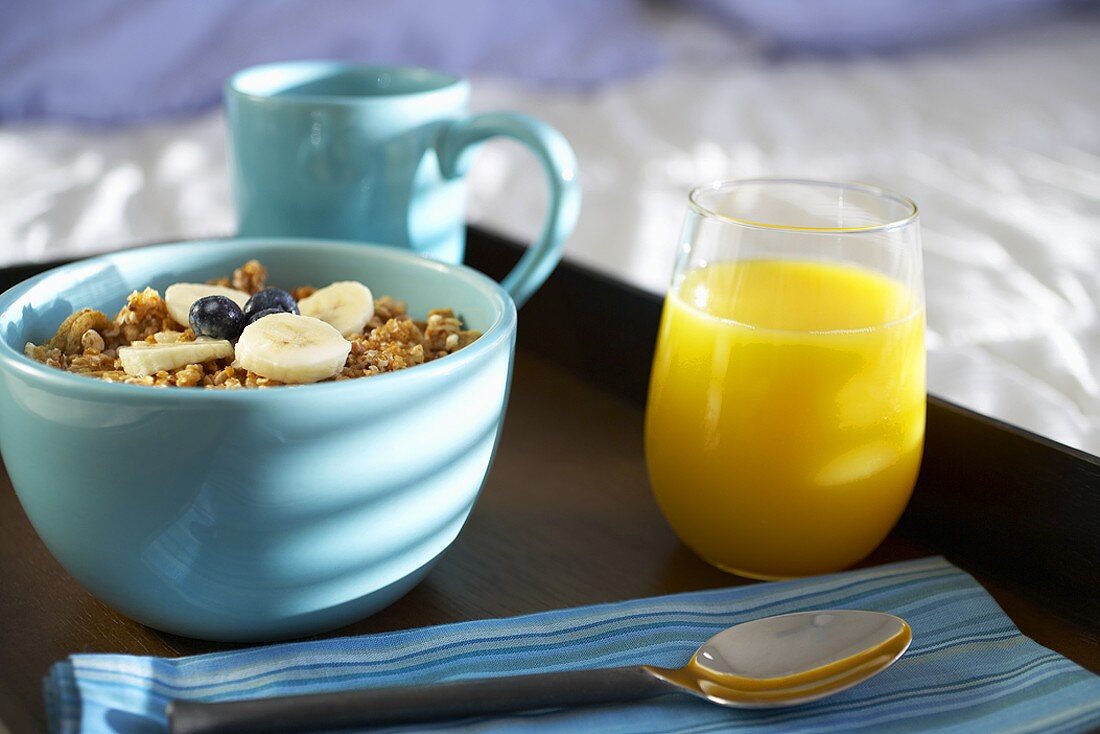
<box><xmin>645</xmin><ymin>260</ymin><xmax>925</xmax><ymax>579</ymax></box>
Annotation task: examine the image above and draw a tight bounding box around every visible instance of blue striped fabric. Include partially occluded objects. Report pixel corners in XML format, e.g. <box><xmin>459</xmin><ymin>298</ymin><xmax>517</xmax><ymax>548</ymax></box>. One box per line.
<box><xmin>44</xmin><ymin>557</ymin><xmax>1100</xmax><ymax>733</ymax></box>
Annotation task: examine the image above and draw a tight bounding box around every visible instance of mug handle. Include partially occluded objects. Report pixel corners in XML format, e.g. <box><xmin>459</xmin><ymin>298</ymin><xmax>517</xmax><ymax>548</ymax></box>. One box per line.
<box><xmin>435</xmin><ymin>112</ymin><xmax>580</xmax><ymax>308</ymax></box>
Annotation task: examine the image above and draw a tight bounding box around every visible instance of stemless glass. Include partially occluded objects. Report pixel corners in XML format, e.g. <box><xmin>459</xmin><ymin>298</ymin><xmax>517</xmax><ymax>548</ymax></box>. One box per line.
<box><xmin>645</xmin><ymin>179</ymin><xmax>925</xmax><ymax>580</ymax></box>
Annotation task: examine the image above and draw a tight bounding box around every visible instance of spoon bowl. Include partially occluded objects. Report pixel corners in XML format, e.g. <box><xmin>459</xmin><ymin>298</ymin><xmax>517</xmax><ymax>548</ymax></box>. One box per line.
<box><xmin>169</xmin><ymin>610</ymin><xmax>912</xmax><ymax>733</ymax></box>
<box><xmin>648</xmin><ymin>610</ymin><xmax>912</xmax><ymax>707</ymax></box>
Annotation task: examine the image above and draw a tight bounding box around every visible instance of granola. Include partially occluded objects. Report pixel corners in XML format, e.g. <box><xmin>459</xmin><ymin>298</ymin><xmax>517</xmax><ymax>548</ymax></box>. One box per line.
<box><xmin>25</xmin><ymin>261</ymin><xmax>481</xmax><ymax>388</ymax></box>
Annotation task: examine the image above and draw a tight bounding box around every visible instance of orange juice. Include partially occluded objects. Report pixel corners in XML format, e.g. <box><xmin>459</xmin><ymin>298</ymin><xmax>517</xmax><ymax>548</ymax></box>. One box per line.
<box><xmin>645</xmin><ymin>260</ymin><xmax>925</xmax><ymax>579</ymax></box>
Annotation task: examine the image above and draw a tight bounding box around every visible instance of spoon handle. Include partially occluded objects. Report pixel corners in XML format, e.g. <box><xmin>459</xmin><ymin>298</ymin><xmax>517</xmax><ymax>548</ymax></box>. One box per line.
<box><xmin>168</xmin><ymin>666</ymin><xmax>676</xmax><ymax>734</ymax></box>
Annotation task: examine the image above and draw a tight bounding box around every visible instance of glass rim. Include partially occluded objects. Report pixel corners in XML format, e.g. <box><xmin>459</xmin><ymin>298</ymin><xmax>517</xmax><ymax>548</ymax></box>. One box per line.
<box><xmin>687</xmin><ymin>177</ymin><xmax>919</xmax><ymax>234</ymax></box>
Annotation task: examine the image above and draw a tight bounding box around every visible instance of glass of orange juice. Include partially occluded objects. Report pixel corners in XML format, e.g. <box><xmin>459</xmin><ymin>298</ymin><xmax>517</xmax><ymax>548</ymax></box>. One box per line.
<box><xmin>645</xmin><ymin>178</ymin><xmax>925</xmax><ymax>580</ymax></box>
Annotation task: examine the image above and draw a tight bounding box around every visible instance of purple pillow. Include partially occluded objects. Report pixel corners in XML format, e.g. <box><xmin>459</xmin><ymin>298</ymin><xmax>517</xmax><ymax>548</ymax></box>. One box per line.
<box><xmin>0</xmin><ymin>0</ymin><xmax>664</xmax><ymax>125</ymax></box>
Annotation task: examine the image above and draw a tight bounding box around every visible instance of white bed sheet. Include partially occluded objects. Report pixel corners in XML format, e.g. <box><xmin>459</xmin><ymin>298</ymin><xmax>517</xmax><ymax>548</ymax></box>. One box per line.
<box><xmin>1</xmin><ymin>13</ymin><xmax>1098</xmax><ymax>455</ymax></box>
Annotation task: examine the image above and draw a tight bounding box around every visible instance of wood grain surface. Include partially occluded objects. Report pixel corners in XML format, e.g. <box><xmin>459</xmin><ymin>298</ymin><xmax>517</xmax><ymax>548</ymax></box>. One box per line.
<box><xmin>1</xmin><ymin>350</ymin><xmax>1098</xmax><ymax>733</ymax></box>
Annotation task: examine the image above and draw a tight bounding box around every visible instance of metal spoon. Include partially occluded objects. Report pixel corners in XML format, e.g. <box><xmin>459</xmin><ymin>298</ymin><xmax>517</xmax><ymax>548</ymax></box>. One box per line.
<box><xmin>168</xmin><ymin>610</ymin><xmax>911</xmax><ymax>734</ymax></box>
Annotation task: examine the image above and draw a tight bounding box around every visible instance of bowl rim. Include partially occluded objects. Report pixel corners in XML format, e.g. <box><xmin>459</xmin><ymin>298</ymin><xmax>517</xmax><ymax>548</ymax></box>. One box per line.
<box><xmin>0</xmin><ymin>237</ymin><xmax>517</xmax><ymax>401</ymax></box>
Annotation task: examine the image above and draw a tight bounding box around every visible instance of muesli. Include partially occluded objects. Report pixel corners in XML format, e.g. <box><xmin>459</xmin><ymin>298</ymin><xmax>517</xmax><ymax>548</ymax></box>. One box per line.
<box><xmin>24</xmin><ymin>259</ymin><xmax>480</xmax><ymax>388</ymax></box>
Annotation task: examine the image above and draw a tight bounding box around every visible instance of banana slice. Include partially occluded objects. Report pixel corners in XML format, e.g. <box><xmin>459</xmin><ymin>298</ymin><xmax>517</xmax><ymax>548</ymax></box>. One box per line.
<box><xmin>234</xmin><ymin>313</ymin><xmax>350</xmax><ymax>384</ymax></box>
<box><xmin>165</xmin><ymin>283</ymin><xmax>251</xmax><ymax>328</ymax></box>
<box><xmin>118</xmin><ymin>338</ymin><xmax>233</xmax><ymax>377</ymax></box>
<box><xmin>297</xmin><ymin>281</ymin><xmax>374</xmax><ymax>337</ymax></box>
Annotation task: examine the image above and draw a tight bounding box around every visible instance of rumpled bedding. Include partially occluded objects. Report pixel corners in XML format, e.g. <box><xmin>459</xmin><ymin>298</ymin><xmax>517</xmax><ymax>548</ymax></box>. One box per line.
<box><xmin>0</xmin><ymin>6</ymin><xmax>1098</xmax><ymax>456</ymax></box>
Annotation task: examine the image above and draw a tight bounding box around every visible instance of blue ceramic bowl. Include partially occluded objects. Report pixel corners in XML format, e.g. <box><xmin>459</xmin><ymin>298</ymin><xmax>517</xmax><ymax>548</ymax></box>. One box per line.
<box><xmin>0</xmin><ymin>238</ymin><xmax>516</xmax><ymax>641</ymax></box>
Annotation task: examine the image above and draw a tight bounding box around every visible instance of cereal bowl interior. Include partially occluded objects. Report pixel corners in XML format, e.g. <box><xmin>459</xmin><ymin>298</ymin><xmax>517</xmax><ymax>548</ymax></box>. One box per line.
<box><xmin>0</xmin><ymin>238</ymin><xmax>516</xmax><ymax>641</ymax></box>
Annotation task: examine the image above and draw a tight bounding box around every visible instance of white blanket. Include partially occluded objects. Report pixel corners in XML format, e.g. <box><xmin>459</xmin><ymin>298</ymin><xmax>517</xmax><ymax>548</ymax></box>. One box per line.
<box><xmin>1</xmin><ymin>14</ymin><xmax>1097</xmax><ymax>455</ymax></box>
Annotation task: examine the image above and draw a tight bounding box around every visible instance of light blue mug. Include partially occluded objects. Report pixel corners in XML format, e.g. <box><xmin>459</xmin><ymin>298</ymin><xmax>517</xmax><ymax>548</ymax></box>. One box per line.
<box><xmin>226</xmin><ymin>61</ymin><xmax>580</xmax><ymax>307</ymax></box>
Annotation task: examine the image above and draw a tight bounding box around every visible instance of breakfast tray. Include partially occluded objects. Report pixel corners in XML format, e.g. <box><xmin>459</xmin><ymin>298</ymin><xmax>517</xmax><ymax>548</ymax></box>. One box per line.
<box><xmin>1</xmin><ymin>228</ymin><xmax>1098</xmax><ymax>734</ymax></box>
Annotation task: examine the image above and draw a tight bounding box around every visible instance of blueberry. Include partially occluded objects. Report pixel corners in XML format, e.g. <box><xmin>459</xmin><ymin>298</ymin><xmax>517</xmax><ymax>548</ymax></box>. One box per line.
<box><xmin>189</xmin><ymin>296</ymin><xmax>245</xmax><ymax>341</ymax></box>
<box><xmin>243</xmin><ymin>288</ymin><xmax>298</xmax><ymax>321</ymax></box>
<box><xmin>246</xmin><ymin>307</ymin><xmax>285</xmax><ymax>326</ymax></box>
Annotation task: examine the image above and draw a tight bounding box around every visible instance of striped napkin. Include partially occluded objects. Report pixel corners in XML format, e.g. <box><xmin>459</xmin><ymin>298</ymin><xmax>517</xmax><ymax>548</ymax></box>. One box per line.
<box><xmin>45</xmin><ymin>557</ymin><xmax>1100</xmax><ymax>734</ymax></box>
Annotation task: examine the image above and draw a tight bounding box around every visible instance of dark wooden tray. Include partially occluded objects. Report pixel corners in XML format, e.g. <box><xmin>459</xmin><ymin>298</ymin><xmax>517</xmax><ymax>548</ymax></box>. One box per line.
<box><xmin>1</xmin><ymin>228</ymin><xmax>1098</xmax><ymax>734</ymax></box>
